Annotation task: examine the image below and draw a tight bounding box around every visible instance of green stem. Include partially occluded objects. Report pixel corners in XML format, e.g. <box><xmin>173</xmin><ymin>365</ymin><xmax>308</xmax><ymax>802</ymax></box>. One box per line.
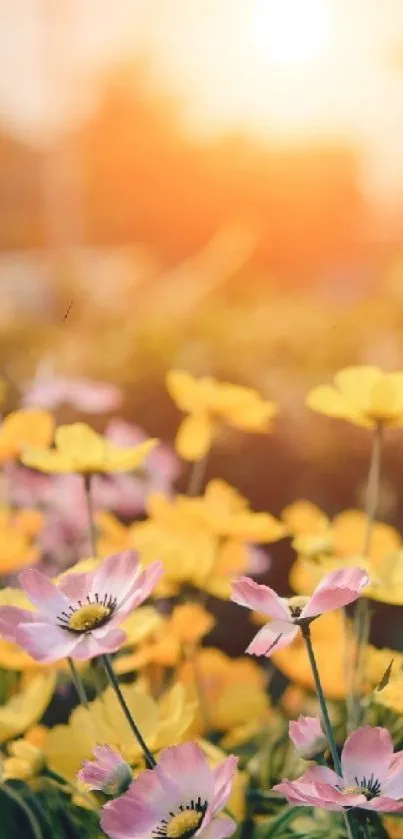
<box><xmin>83</xmin><ymin>473</ymin><xmax>97</xmax><ymax>556</ymax></box>
<box><xmin>187</xmin><ymin>454</ymin><xmax>208</xmax><ymax>497</ymax></box>
<box><xmin>349</xmin><ymin>422</ymin><xmax>383</xmax><ymax>729</ymax></box>
<box><xmin>264</xmin><ymin>806</ymin><xmax>302</xmax><ymax>838</ymax></box>
<box><xmin>1</xmin><ymin>783</ymin><xmax>43</xmax><ymax>839</ymax></box>
<box><xmin>67</xmin><ymin>656</ymin><xmax>89</xmax><ymax>708</ymax></box>
<box><xmin>302</xmin><ymin>625</ymin><xmax>341</xmax><ymax>773</ymax></box>
<box><xmin>101</xmin><ymin>654</ymin><xmax>156</xmax><ymax>769</ymax></box>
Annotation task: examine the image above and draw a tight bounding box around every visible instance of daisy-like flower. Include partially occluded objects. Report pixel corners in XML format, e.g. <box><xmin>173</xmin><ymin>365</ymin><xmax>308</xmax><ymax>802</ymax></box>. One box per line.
<box><xmin>78</xmin><ymin>745</ymin><xmax>132</xmax><ymax>796</ymax></box>
<box><xmin>0</xmin><ymin>552</ymin><xmax>163</xmax><ymax>662</ymax></box>
<box><xmin>231</xmin><ymin>566</ymin><xmax>369</xmax><ymax>656</ymax></box>
<box><xmin>289</xmin><ymin>716</ymin><xmax>327</xmax><ymax>760</ymax></box>
<box><xmin>101</xmin><ymin>741</ymin><xmax>237</xmax><ymax>839</ymax></box>
<box><xmin>274</xmin><ymin>726</ymin><xmax>403</xmax><ymax>812</ymax></box>
<box><xmin>306</xmin><ymin>366</ymin><xmax>403</xmax><ymax>428</ymax></box>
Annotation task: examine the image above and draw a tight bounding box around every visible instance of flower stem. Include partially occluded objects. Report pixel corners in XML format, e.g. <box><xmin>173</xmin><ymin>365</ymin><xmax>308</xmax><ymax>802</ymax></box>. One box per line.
<box><xmin>67</xmin><ymin>656</ymin><xmax>89</xmax><ymax>708</ymax></box>
<box><xmin>101</xmin><ymin>654</ymin><xmax>156</xmax><ymax>769</ymax></box>
<box><xmin>83</xmin><ymin>473</ymin><xmax>97</xmax><ymax>557</ymax></box>
<box><xmin>350</xmin><ymin>422</ymin><xmax>383</xmax><ymax>729</ymax></box>
<box><xmin>301</xmin><ymin>625</ymin><xmax>341</xmax><ymax>773</ymax></box>
<box><xmin>187</xmin><ymin>454</ymin><xmax>208</xmax><ymax>497</ymax></box>
<box><xmin>1</xmin><ymin>782</ymin><xmax>43</xmax><ymax>839</ymax></box>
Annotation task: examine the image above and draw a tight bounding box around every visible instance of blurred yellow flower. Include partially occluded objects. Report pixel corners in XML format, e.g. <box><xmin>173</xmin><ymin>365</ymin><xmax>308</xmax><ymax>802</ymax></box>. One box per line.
<box><xmin>166</xmin><ymin>370</ymin><xmax>277</xmax><ymax>460</ymax></box>
<box><xmin>271</xmin><ymin>611</ymin><xmax>350</xmax><ymax>700</ymax></box>
<box><xmin>22</xmin><ymin>422</ymin><xmax>158</xmax><ymax>474</ymax></box>
<box><xmin>0</xmin><ymin>508</ymin><xmax>44</xmax><ymax>574</ymax></box>
<box><xmin>116</xmin><ymin>604</ymin><xmax>215</xmax><ymax>674</ymax></box>
<box><xmin>0</xmin><ymin>672</ymin><xmax>56</xmax><ymax>743</ymax></box>
<box><xmin>0</xmin><ymin>409</ymin><xmax>54</xmax><ymax>463</ymax></box>
<box><xmin>44</xmin><ymin>681</ymin><xmax>195</xmax><ymax>779</ymax></box>
<box><xmin>306</xmin><ymin>366</ymin><xmax>403</xmax><ymax>428</ymax></box>
<box><xmin>3</xmin><ymin>738</ymin><xmax>45</xmax><ymax>781</ymax></box>
<box><xmin>177</xmin><ymin>647</ymin><xmax>270</xmax><ymax>734</ymax></box>
<box><xmin>99</xmin><ymin>483</ymin><xmax>282</xmax><ymax>599</ymax></box>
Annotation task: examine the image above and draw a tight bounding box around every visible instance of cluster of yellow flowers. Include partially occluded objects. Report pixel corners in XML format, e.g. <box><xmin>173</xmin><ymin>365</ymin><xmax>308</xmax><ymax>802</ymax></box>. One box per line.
<box><xmin>0</xmin><ymin>365</ymin><xmax>402</xmax><ymax>832</ymax></box>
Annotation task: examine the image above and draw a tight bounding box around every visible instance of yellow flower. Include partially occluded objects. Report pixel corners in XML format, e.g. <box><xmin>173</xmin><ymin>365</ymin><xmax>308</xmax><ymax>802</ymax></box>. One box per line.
<box><xmin>116</xmin><ymin>604</ymin><xmax>215</xmax><ymax>674</ymax></box>
<box><xmin>99</xmin><ymin>484</ymin><xmax>283</xmax><ymax>599</ymax></box>
<box><xmin>0</xmin><ymin>672</ymin><xmax>56</xmax><ymax>743</ymax></box>
<box><xmin>0</xmin><ymin>508</ymin><xmax>44</xmax><ymax>574</ymax></box>
<box><xmin>3</xmin><ymin>738</ymin><xmax>44</xmax><ymax>781</ymax></box>
<box><xmin>166</xmin><ymin>370</ymin><xmax>277</xmax><ymax>460</ymax></box>
<box><xmin>271</xmin><ymin>611</ymin><xmax>350</xmax><ymax>700</ymax></box>
<box><xmin>22</xmin><ymin>422</ymin><xmax>158</xmax><ymax>474</ymax></box>
<box><xmin>44</xmin><ymin>681</ymin><xmax>195</xmax><ymax>779</ymax></box>
<box><xmin>177</xmin><ymin>648</ymin><xmax>270</xmax><ymax>734</ymax></box>
<box><xmin>0</xmin><ymin>409</ymin><xmax>54</xmax><ymax>463</ymax></box>
<box><xmin>306</xmin><ymin>366</ymin><xmax>403</xmax><ymax>428</ymax></box>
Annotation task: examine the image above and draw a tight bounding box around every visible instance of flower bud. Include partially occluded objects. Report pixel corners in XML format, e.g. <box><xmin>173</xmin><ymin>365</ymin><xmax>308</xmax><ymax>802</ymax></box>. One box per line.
<box><xmin>78</xmin><ymin>745</ymin><xmax>132</xmax><ymax>797</ymax></box>
<box><xmin>289</xmin><ymin>715</ymin><xmax>327</xmax><ymax>759</ymax></box>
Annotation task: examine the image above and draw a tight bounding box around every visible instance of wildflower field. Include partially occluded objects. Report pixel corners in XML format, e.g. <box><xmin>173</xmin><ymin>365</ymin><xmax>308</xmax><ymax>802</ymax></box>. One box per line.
<box><xmin>0</xmin><ymin>363</ymin><xmax>401</xmax><ymax>839</ymax></box>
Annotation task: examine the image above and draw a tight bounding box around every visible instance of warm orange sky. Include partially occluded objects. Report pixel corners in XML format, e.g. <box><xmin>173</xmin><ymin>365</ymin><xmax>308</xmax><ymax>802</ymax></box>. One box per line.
<box><xmin>2</xmin><ymin>0</ymin><xmax>403</xmax><ymax>200</ymax></box>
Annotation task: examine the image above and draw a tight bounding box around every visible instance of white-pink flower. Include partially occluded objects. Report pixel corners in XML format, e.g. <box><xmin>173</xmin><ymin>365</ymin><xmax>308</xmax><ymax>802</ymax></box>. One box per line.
<box><xmin>78</xmin><ymin>745</ymin><xmax>132</xmax><ymax>796</ymax></box>
<box><xmin>289</xmin><ymin>716</ymin><xmax>327</xmax><ymax>760</ymax></box>
<box><xmin>0</xmin><ymin>552</ymin><xmax>163</xmax><ymax>662</ymax></box>
<box><xmin>101</xmin><ymin>742</ymin><xmax>237</xmax><ymax>839</ymax></box>
<box><xmin>23</xmin><ymin>370</ymin><xmax>122</xmax><ymax>413</ymax></box>
<box><xmin>231</xmin><ymin>566</ymin><xmax>369</xmax><ymax>656</ymax></box>
<box><xmin>274</xmin><ymin>726</ymin><xmax>403</xmax><ymax>812</ymax></box>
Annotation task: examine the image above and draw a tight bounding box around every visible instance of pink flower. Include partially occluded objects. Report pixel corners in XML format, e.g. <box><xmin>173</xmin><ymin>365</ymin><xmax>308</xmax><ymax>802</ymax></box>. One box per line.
<box><xmin>101</xmin><ymin>741</ymin><xmax>237</xmax><ymax>839</ymax></box>
<box><xmin>0</xmin><ymin>552</ymin><xmax>163</xmax><ymax>662</ymax></box>
<box><xmin>274</xmin><ymin>726</ymin><xmax>403</xmax><ymax>812</ymax></box>
<box><xmin>23</xmin><ymin>370</ymin><xmax>122</xmax><ymax>413</ymax></box>
<box><xmin>78</xmin><ymin>745</ymin><xmax>132</xmax><ymax>796</ymax></box>
<box><xmin>289</xmin><ymin>716</ymin><xmax>327</xmax><ymax>760</ymax></box>
<box><xmin>231</xmin><ymin>566</ymin><xmax>369</xmax><ymax>656</ymax></box>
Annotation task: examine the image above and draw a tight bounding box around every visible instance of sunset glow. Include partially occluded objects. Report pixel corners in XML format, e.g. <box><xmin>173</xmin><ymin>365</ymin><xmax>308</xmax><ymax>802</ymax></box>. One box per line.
<box><xmin>253</xmin><ymin>0</ymin><xmax>331</xmax><ymax>65</ymax></box>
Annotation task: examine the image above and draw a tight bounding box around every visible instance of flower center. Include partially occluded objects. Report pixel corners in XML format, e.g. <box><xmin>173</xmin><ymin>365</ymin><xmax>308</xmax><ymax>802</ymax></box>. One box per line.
<box><xmin>57</xmin><ymin>595</ymin><xmax>117</xmax><ymax>633</ymax></box>
<box><xmin>153</xmin><ymin>799</ymin><xmax>207</xmax><ymax>839</ymax></box>
<box><xmin>287</xmin><ymin>595</ymin><xmax>310</xmax><ymax>619</ymax></box>
<box><xmin>166</xmin><ymin>811</ymin><xmax>203</xmax><ymax>839</ymax></box>
<box><xmin>341</xmin><ymin>786</ymin><xmax>364</xmax><ymax>796</ymax></box>
<box><xmin>340</xmin><ymin>775</ymin><xmax>381</xmax><ymax>801</ymax></box>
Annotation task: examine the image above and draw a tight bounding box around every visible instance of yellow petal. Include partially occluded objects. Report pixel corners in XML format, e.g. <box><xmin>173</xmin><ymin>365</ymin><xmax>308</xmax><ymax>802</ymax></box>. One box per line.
<box><xmin>21</xmin><ymin>448</ymin><xmax>72</xmax><ymax>473</ymax></box>
<box><xmin>175</xmin><ymin>414</ymin><xmax>213</xmax><ymax>461</ymax></box>
<box><xmin>104</xmin><ymin>438</ymin><xmax>159</xmax><ymax>472</ymax></box>
<box><xmin>334</xmin><ymin>366</ymin><xmax>383</xmax><ymax>408</ymax></box>
<box><xmin>0</xmin><ymin>673</ymin><xmax>56</xmax><ymax>743</ymax></box>
<box><xmin>306</xmin><ymin>385</ymin><xmax>371</xmax><ymax>426</ymax></box>
<box><xmin>55</xmin><ymin>423</ymin><xmax>106</xmax><ymax>469</ymax></box>
<box><xmin>282</xmin><ymin>500</ymin><xmax>329</xmax><ymax>535</ymax></box>
<box><xmin>0</xmin><ymin>409</ymin><xmax>54</xmax><ymax>461</ymax></box>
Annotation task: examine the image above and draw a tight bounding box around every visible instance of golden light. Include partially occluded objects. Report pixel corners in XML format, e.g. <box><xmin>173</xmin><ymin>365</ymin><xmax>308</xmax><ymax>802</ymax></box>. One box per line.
<box><xmin>253</xmin><ymin>0</ymin><xmax>332</xmax><ymax>65</ymax></box>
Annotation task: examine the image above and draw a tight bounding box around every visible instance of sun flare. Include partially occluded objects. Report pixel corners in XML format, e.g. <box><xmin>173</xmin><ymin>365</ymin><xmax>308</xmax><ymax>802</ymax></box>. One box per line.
<box><xmin>253</xmin><ymin>0</ymin><xmax>331</xmax><ymax>65</ymax></box>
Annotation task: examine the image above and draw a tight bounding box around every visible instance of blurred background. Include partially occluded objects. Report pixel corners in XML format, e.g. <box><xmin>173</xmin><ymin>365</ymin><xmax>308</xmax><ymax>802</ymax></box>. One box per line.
<box><xmin>2</xmin><ymin>0</ymin><xmax>403</xmax><ymax>532</ymax></box>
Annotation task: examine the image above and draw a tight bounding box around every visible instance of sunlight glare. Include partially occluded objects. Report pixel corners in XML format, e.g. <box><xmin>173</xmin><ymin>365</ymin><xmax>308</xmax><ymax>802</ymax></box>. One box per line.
<box><xmin>253</xmin><ymin>0</ymin><xmax>331</xmax><ymax>65</ymax></box>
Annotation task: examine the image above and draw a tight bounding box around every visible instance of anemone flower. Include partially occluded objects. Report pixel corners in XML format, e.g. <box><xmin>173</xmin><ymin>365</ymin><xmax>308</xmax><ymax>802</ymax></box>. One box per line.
<box><xmin>0</xmin><ymin>552</ymin><xmax>163</xmax><ymax>662</ymax></box>
<box><xmin>231</xmin><ymin>566</ymin><xmax>369</xmax><ymax>656</ymax></box>
<box><xmin>78</xmin><ymin>745</ymin><xmax>132</xmax><ymax>796</ymax></box>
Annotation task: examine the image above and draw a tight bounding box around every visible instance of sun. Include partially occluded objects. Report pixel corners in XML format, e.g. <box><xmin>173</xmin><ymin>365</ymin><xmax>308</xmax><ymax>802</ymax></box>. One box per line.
<box><xmin>253</xmin><ymin>0</ymin><xmax>331</xmax><ymax>65</ymax></box>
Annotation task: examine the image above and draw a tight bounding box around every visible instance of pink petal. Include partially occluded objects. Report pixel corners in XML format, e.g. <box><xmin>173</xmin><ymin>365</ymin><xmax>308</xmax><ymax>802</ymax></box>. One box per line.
<box><xmin>362</xmin><ymin>797</ymin><xmax>403</xmax><ymax>813</ymax></box>
<box><xmin>273</xmin><ymin>778</ymin><xmax>363</xmax><ymax>811</ymax></box>
<box><xmin>209</xmin><ymin>756</ymin><xmax>238</xmax><ymax>815</ymax></box>
<box><xmin>302</xmin><ymin>567</ymin><xmax>369</xmax><ymax>619</ymax></box>
<box><xmin>0</xmin><ymin>605</ymin><xmax>36</xmax><ymax>643</ymax></box>
<box><xmin>246</xmin><ymin>621</ymin><xmax>298</xmax><ymax>656</ymax></box>
<box><xmin>157</xmin><ymin>742</ymin><xmax>214</xmax><ymax>806</ymax></box>
<box><xmin>199</xmin><ymin>818</ymin><xmax>237</xmax><ymax>839</ymax></box>
<box><xmin>341</xmin><ymin>726</ymin><xmax>393</xmax><ymax>787</ymax></box>
<box><xmin>72</xmin><ymin>628</ymin><xmax>127</xmax><ymax>660</ymax></box>
<box><xmin>302</xmin><ymin>765</ymin><xmax>342</xmax><ymax>787</ymax></box>
<box><xmin>116</xmin><ymin>562</ymin><xmax>164</xmax><ymax>617</ymax></box>
<box><xmin>19</xmin><ymin>568</ymin><xmax>69</xmax><ymax>618</ymax></box>
<box><xmin>231</xmin><ymin>577</ymin><xmax>289</xmax><ymax>620</ymax></box>
<box><xmin>89</xmin><ymin>551</ymin><xmax>142</xmax><ymax>603</ymax></box>
<box><xmin>383</xmin><ymin>752</ymin><xmax>403</xmax><ymax>799</ymax></box>
<box><xmin>102</xmin><ymin>796</ymin><xmax>156</xmax><ymax>839</ymax></box>
<box><xmin>58</xmin><ymin>571</ymin><xmax>96</xmax><ymax>601</ymax></box>
<box><xmin>17</xmin><ymin>621</ymin><xmax>80</xmax><ymax>662</ymax></box>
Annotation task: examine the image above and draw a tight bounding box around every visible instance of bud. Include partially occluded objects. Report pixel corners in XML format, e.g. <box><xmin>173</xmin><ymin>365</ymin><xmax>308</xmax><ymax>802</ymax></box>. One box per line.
<box><xmin>77</xmin><ymin>745</ymin><xmax>132</xmax><ymax>797</ymax></box>
<box><xmin>289</xmin><ymin>715</ymin><xmax>327</xmax><ymax>760</ymax></box>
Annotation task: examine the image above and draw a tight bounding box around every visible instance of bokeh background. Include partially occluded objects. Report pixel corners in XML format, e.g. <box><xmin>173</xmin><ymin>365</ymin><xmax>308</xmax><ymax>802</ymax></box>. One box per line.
<box><xmin>2</xmin><ymin>0</ymin><xmax>403</xmax><ymax>588</ymax></box>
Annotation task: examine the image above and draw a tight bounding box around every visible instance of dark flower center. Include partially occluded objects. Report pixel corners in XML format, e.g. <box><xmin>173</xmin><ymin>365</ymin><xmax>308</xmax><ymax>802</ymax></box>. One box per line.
<box><xmin>57</xmin><ymin>594</ymin><xmax>117</xmax><ymax>633</ymax></box>
<box><xmin>153</xmin><ymin>798</ymin><xmax>208</xmax><ymax>839</ymax></box>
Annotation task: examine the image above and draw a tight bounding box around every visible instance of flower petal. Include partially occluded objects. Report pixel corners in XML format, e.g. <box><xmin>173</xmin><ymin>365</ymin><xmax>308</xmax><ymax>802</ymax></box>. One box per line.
<box><xmin>210</xmin><ymin>756</ymin><xmax>238</xmax><ymax>815</ymax></box>
<box><xmin>362</xmin><ymin>797</ymin><xmax>403</xmax><ymax>813</ymax></box>
<box><xmin>383</xmin><ymin>752</ymin><xmax>403</xmax><ymax>799</ymax></box>
<box><xmin>19</xmin><ymin>569</ymin><xmax>69</xmax><ymax>618</ymax></box>
<box><xmin>72</xmin><ymin>628</ymin><xmax>127</xmax><ymax>660</ymax></box>
<box><xmin>89</xmin><ymin>551</ymin><xmax>141</xmax><ymax>603</ymax></box>
<box><xmin>199</xmin><ymin>817</ymin><xmax>237</xmax><ymax>839</ymax></box>
<box><xmin>157</xmin><ymin>742</ymin><xmax>214</xmax><ymax>805</ymax></box>
<box><xmin>246</xmin><ymin>621</ymin><xmax>298</xmax><ymax>656</ymax></box>
<box><xmin>341</xmin><ymin>726</ymin><xmax>393</xmax><ymax>787</ymax></box>
<box><xmin>17</xmin><ymin>621</ymin><xmax>80</xmax><ymax>662</ymax></box>
<box><xmin>0</xmin><ymin>605</ymin><xmax>36</xmax><ymax>643</ymax></box>
<box><xmin>175</xmin><ymin>414</ymin><xmax>213</xmax><ymax>461</ymax></box>
<box><xmin>301</xmin><ymin>566</ymin><xmax>369</xmax><ymax>619</ymax></box>
<box><xmin>231</xmin><ymin>577</ymin><xmax>290</xmax><ymax>620</ymax></box>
